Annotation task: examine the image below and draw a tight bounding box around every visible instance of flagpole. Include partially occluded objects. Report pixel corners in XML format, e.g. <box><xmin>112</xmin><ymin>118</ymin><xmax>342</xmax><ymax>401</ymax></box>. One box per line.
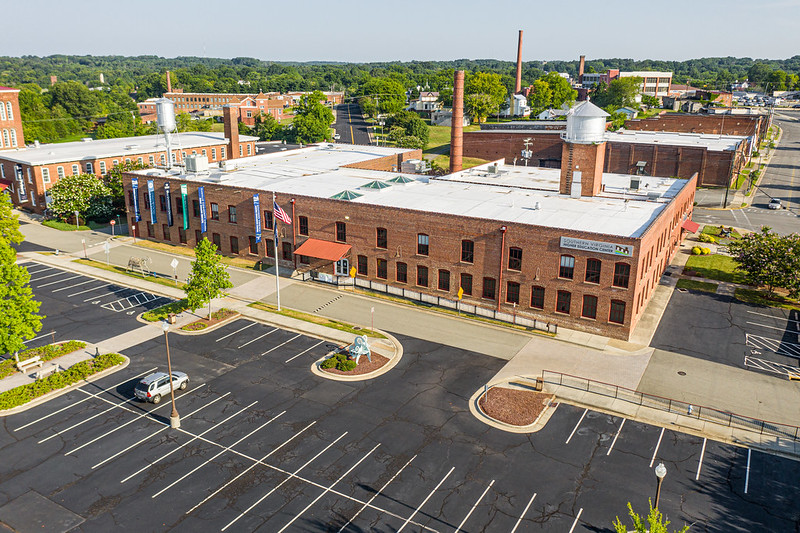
<box><xmin>273</xmin><ymin>192</ymin><xmax>281</xmax><ymax>311</ymax></box>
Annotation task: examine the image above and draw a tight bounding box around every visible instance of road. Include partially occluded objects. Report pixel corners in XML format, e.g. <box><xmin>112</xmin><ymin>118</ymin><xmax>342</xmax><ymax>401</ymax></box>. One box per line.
<box><xmin>693</xmin><ymin>109</ymin><xmax>800</xmax><ymax>235</ymax></box>
<box><xmin>333</xmin><ymin>103</ymin><xmax>371</xmax><ymax>145</ymax></box>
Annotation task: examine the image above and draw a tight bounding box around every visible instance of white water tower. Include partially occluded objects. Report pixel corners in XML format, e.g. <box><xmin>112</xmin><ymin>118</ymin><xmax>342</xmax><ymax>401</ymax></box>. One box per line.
<box><xmin>563</xmin><ymin>101</ymin><xmax>609</xmax><ymax>144</ymax></box>
<box><xmin>155</xmin><ymin>98</ymin><xmax>178</xmax><ymax>169</ymax></box>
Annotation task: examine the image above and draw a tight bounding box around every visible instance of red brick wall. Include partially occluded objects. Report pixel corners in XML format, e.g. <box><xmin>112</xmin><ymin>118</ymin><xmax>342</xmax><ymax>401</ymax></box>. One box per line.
<box><xmin>463</xmin><ymin>131</ymin><xmax>562</xmax><ymax>166</ymax></box>
<box><xmin>341</xmin><ymin>150</ymin><xmax>423</xmax><ymax>172</ymax></box>
<box><xmin>0</xmin><ymin>89</ymin><xmax>24</xmax><ymax>150</ymax></box>
<box><xmin>624</xmin><ymin>113</ymin><xmax>762</xmax><ymax>140</ymax></box>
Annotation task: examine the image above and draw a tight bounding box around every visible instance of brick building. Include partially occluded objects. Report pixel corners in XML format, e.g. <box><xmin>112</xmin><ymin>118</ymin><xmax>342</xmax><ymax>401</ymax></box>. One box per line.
<box><xmin>623</xmin><ymin>112</ymin><xmax>769</xmax><ymax>146</ymax></box>
<box><xmin>0</xmin><ymin>86</ymin><xmax>24</xmax><ymax>151</ymax></box>
<box><xmin>121</xmin><ymin>136</ymin><xmax>697</xmax><ymax>340</ymax></box>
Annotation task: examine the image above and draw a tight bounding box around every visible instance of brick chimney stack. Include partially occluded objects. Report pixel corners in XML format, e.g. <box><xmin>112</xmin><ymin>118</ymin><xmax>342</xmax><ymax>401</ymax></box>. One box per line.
<box><xmin>223</xmin><ymin>105</ymin><xmax>240</xmax><ymax>159</ymax></box>
<box><xmin>578</xmin><ymin>55</ymin><xmax>585</xmax><ymax>84</ymax></box>
<box><xmin>166</xmin><ymin>71</ymin><xmax>172</xmax><ymax>94</ymax></box>
<box><xmin>450</xmin><ymin>70</ymin><xmax>465</xmax><ymax>173</ymax></box>
<box><xmin>515</xmin><ymin>30</ymin><xmax>523</xmax><ymax>94</ymax></box>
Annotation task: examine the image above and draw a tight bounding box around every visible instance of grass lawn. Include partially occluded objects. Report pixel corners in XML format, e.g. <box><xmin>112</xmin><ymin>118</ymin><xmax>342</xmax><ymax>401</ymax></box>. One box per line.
<box><xmin>701</xmin><ymin>225</ymin><xmax>741</xmax><ymax>239</ymax></box>
<box><xmin>427</xmin><ymin>154</ymin><xmax>490</xmax><ymax>171</ymax></box>
<box><xmin>132</xmin><ymin>239</ymin><xmax>261</xmax><ymax>270</ymax></box>
<box><xmin>248</xmin><ymin>302</ymin><xmax>387</xmax><ymax>339</ymax></box>
<box><xmin>734</xmin><ymin>288</ymin><xmax>800</xmax><ymax>312</ymax></box>
<box><xmin>210</xmin><ymin>123</ymin><xmax>224</xmax><ymax>132</ymax></box>
<box><xmin>676</xmin><ymin>279</ymin><xmax>718</xmax><ymax>294</ymax></box>
<box><xmin>683</xmin><ymin>254</ymin><xmax>747</xmax><ymax>284</ymax></box>
<box><xmin>42</xmin><ymin>219</ymin><xmax>113</xmax><ymax>232</ymax></box>
<box><xmin>424</xmin><ymin>124</ymin><xmax>480</xmax><ymax>155</ymax></box>
<box><xmin>74</xmin><ymin>258</ymin><xmax>186</xmax><ymax>289</ymax></box>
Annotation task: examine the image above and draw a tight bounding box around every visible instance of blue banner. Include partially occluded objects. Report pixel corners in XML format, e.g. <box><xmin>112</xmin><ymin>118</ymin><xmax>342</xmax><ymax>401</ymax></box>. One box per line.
<box><xmin>131</xmin><ymin>178</ymin><xmax>141</xmax><ymax>222</ymax></box>
<box><xmin>198</xmin><ymin>186</ymin><xmax>207</xmax><ymax>233</ymax></box>
<box><xmin>253</xmin><ymin>194</ymin><xmax>261</xmax><ymax>243</ymax></box>
<box><xmin>147</xmin><ymin>180</ymin><xmax>157</xmax><ymax>225</ymax></box>
<box><xmin>180</xmin><ymin>184</ymin><xmax>188</xmax><ymax>231</ymax></box>
<box><xmin>164</xmin><ymin>182</ymin><xmax>173</xmax><ymax>227</ymax></box>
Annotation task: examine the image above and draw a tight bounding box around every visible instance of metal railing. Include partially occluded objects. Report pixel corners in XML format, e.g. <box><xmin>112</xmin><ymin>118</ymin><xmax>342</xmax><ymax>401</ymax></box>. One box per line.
<box><xmin>541</xmin><ymin>370</ymin><xmax>800</xmax><ymax>441</ymax></box>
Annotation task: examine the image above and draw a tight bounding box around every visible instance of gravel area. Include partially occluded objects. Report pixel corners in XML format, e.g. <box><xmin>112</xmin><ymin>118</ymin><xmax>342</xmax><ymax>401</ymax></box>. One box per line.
<box><xmin>479</xmin><ymin>387</ymin><xmax>552</xmax><ymax>426</ymax></box>
<box><xmin>324</xmin><ymin>353</ymin><xmax>390</xmax><ymax>376</ymax></box>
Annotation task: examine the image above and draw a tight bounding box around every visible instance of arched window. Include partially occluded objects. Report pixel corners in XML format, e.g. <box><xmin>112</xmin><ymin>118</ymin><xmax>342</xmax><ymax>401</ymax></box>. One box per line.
<box><xmin>5</xmin><ymin>102</ymin><xmax>12</xmax><ymax>120</ymax></box>
<box><xmin>9</xmin><ymin>129</ymin><xmax>17</xmax><ymax>147</ymax></box>
<box><xmin>0</xmin><ymin>103</ymin><xmax>6</xmax><ymax>121</ymax></box>
<box><xmin>2</xmin><ymin>130</ymin><xmax>8</xmax><ymax>147</ymax></box>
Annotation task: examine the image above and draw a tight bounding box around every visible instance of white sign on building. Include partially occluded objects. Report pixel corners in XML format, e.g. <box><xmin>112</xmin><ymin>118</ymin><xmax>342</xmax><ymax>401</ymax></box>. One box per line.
<box><xmin>560</xmin><ymin>236</ymin><xmax>633</xmax><ymax>257</ymax></box>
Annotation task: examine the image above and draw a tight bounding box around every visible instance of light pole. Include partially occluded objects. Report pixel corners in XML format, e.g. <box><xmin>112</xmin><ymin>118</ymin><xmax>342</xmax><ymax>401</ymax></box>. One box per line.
<box><xmin>654</xmin><ymin>462</ymin><xmax>667</xmax><ymax>510</ymax></box>
<box><xmin>161</xmin><ymin>321</ymin><xmax>180</xmax><ymax>429</ymax></box>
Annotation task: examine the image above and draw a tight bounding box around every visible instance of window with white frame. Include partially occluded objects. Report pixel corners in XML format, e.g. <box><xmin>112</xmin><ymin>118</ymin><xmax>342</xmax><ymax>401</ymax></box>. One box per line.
<box><xmin>0</xmin><ymin>104</ymin><xmax>5</xmax><ymax>120</ymax></box>
<box><xmin>85</xmin><ymin>162</ymin><xmax>93</xmax><ymax>174</ymax></box>
<box><xmin>211</xmin><ymin>148</ymin><xmax>216</xmax><ymax>160</ymax></box>
<box><xmin>57</xmin><ymin>166</ymin><xmax>65</xmax><ymax>179</ymax></box>
<box><xmin>1</xmin><ymin>130</ymin><xmax>7</xmax><ymax>147</ymax></box>
<box><xmin>71</xmin><ymin>164</ymin><xmax>79</xmax><ymax>175</ymax></box>
<box><xmin>148</xmin><ymin>155</ymin><xmax>155</xmax><ymax>166</ymax></box>
<box><xmin>112</xmin><ymin>159</ymin><xmax>119</xmax><ymax>167</ymax></box>
<box><xmin>6</xmin><ymin>102</ymin><xmax>12</xmax><ymax>120</ymax></box>
<box><xmin>41</xmin><ymin>168</ymin><xmax>50</xmax><ymax>184</ymax></box>
<box><xmin>9</xmin><ymin>129</ymin><xmax>16</xmax><ymax>147</ymax></box>
<box><xmin>137</xmin><ymin>157</ymin><xmax>143</xmax><ymax>165</ymax></box>
<box><xmin>99</xmin><ymin>161</ymin><xmax>106</xmax><ymax>174</ymax></box>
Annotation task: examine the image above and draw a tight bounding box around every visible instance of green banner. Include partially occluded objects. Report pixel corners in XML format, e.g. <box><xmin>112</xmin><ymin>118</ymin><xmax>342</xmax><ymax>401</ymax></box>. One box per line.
<box><xmin>180</xmin><ymin>184</ymin><xmax>189</xmax><ymax>231</ymax></box>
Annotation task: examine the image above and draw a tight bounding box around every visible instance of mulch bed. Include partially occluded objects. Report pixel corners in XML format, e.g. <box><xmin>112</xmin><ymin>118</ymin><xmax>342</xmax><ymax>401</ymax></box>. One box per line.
<box><xmin>479</xmin><ymin>387</ymin><xmax>553</xmax><ymax>426</ymax></box>
<box><xmin>323</xmin><ymin>353</ymin><xmax>390</xmax><ymax>376</ymax></box>
<box><xmin>180</xmin><ymin>309</ymin><xmax>239</xmax><ymax>331</ymax></box>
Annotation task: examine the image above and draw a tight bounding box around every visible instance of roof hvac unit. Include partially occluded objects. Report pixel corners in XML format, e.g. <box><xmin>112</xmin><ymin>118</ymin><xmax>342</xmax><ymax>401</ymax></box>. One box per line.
<box><xmin>185</xmin><ymin>154</ymin><xmax>209</xmax><ymax>173</ymax></box>
<box><xmin>629</xmin><ymin>177</ymin><xmax>640</xmax><ymax>190</ymax></box>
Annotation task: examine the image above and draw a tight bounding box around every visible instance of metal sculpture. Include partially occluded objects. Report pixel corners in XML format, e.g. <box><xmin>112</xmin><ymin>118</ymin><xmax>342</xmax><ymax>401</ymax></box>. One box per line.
<box><xmin>348</xmin><ymin>335</ymin><xmax>371</xmax><ymax>365</ymax></box>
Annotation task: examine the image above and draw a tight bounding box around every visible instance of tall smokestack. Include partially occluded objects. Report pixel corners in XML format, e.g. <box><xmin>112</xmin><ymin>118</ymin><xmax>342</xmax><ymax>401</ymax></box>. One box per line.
<box><xmin>578</xmin><ymin>55</ymin><xmax>585</xmax><ymax>84</ymax></box>
<box><xmin>166</xmin><ymin>71</ymin><xmax>172</xmax><ymax>94</ymax></box>
<box><xmin>223</xmin><ymin>105</ymin><xmax>240</xmax><ymax>159</ymax></box>
<box><xmin>515</xmin><ymin>30</ymin><xmax>523</xmax><ymax>94</ymax></box>
<box><xmin>450</xmin><ymin>70</ymin><xmax>465</xmax><ymax>174</ymax></box>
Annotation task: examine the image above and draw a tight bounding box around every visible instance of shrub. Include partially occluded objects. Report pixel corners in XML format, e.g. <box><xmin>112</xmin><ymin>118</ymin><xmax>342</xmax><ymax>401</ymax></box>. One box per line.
<box><xmin>180</xmin><ymin>322</ymin><xmax>208</xmax><ymax>331</ymax></box>
<box><xmin>339</xmin><ymin>359</ymin><xmax>357</xmax><ymax>371</ymax></box>
<box><xmin>320</xmin><ymin>352</ymin><xmax>358</xmax><ymax>372</ymax></box>
<box><xmin>320</xmin><ymin>357</ymin><xmax>337</xmax><ymax>370</ymax></box>
<box><xmin>702</xmin><ymin>247</ymin><xmax>711</xmax><ymax>255</ymax></box>
<box><xmin>692</xmin><ymin>246</ymin><xmax>702</xmax><ymax>255</ymax></box>
<box><xmin>1</xmin><ymin>341</ymin><xmax>88</xmax><ymax>379</ymax></box>
<box><xmin>698</xmin><ymin>234</ymin><xmax>716</xmax><ymax>243</ymax></box>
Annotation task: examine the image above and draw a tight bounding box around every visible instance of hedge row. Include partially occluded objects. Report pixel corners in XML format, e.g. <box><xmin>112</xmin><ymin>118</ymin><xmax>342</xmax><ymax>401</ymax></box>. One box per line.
<box><xmin>0</xmin><ymin>341</ymin><xmax>87</xmax><ymax>380</ymax></box>
<box><xmin>0</xmin><ymin>353</ymin><xmax>125</xmax><ymax>411</ymax></box>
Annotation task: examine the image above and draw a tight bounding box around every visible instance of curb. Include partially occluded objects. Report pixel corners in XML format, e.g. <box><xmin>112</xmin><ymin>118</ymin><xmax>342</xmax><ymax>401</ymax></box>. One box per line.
<box><xmin>310</xmin><ymin>331</ymin><xmax>403</xmax><ymax>382</ymax></box>
<box><xmin>0</xmin><ymin>355</ymin><xmax>131</xmax><ymax>417</ymax></box>
<box><xmin>468</xmin><ymin>383</ymin><xmax>556</xmax><ymax>434</ymax></box>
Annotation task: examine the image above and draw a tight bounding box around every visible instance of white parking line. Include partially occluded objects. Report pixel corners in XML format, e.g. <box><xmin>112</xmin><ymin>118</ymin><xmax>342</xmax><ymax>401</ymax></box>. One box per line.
<box><xmin>220</xmin><ymin>431</ymin><xmax>348</xmax><ymax>532</ymax></box>
<box><xmin>284</xmin><ymin>340</ymin><xmax>325</xmax><ymax>363</ymax></box>
<box><xmin>696</xmin><ymin>438</ymin><xmax>707</xmax><ymax>480</ymax></box>
<box><xmin>92</xmin><ymin>392</ymin><xmax>227</xmax><ymax>470</ymax></box>
<box><xmin>396</xmin><ymin>466</ymin><xmax>455</xmax><ymax>533</ymax></box>
<box><xmin>186</xmin><ymin>421</ymin><xmax>317</xmax><ymax>515</ymax></box>
<box><xmin>215</xmin><ymin>322</ymin><xmax>256</xmax><ymax>342</ymax></box>
<box><xmin>238</xmin><ymin>329</ymin><xmax>277</xmax><ymax>349</ymax></box>
<box><xmin>566</xmin><ymin>409</ymin><xmax>587</xmax><ymax>444</ymax></box>
<box><xmin>25</xmin><ymin>266</ymin><xmax>54</xmax><ymax>275</ymax></box>
<box><xmin>509</xmin><ymin>492</ymin><xmax>537</xmax><ymax>533</ymax></box>
<box><xmin>152</xmin><ymin>411</ymin><xmax>286</xmax><ymax>499</ymax></box>
<box><xmin>607</xmin><ymin>419</ymin><xmax>626</xmax><ymax>455</ymax></box>
<box><xmin>276</xmin><ymin>443</ymin><xmax>380</xmax><ymax>533</ymax></box>
<box><xmin>38</xmin><ymin>274</ymin><xmax>80</xmax><ymax>287</ymax></box>
<box><xmin>67</xmin><ymin>284</ymin><xmax>109</xmax><ymax>297</ymax></box>
<box><xmin>568</xmin><ymin>508</ymin><xmax>584</xmax><ymax>533</ymax></box>
<box><xmin>15</xmin><ymin>368</ymin><xmax>158</xmax><ymax>432</ymax></box>
<box><xmin>336</xmin><ymin>455</ymin><xmax>416</xmax><ymax>533</ymax></box>
<box><xmin>65</xmin><ymin>385</ymin><xmax>207</xmax><ymax>456</ymax></box>
<box><xmin>748</xmin><ymin>309</ymin><xmax>799</xmax><ymax>325</ymax></box>
<box><xmin>261</xmin><ymin>334</ymin><xmax>301</xmax><ymax>356</ymax></box>
<box><xmin>83</xmin><ymin>286</ymin><xmax>129</xmax><ymax>302</ymax></box>
<box><xmin>650</xmin><ymin>427</ymin><xmax>665</xmax><ymax>468</ymax></box>
<box><xmin>744</xmin><ymin>449</ymin><xmax>752</xmax><ymax>494</ymax></box>
<box><xmin>52</xmin><ymin>279</ymin><xmax>96</xmax><ymax>292</ymax></box>
<box><xmin>747</xmin><ymin>321</ymin><xmax>798</xmax><ymax>333</ymax></box>
<box><xmin>122</xmin><ymin>400</ymin><xmax>257</xmax><ymax>484</ymax></box>
<box><xmin>38</xmin><ymin>395</ymin><xmax>137</xmax><ymax>444</ymax></box>
<box><xmin>454</xmin><ymin>479</ymin><xmax>495</xmax><ymax>533</ymax></box>
<box><xmin>746</xmin><ymin>333</ymin><xmax>800</xmax><ymax>358</ymax></box>
<box><xmin>28</xmin><ymin>271</ymin><xmax>64</xmax><ymax>282</ymax></box>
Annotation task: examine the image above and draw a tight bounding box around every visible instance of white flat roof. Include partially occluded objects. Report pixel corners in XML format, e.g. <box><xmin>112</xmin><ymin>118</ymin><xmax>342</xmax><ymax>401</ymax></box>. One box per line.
<box><xmin>609</xmin><ymin>130</ymin><xmax>747</xmax><ymax>151</ymax></box>
<box><xmin>0</xmin><ymin>132</ymin><xmax>258</xmax><ymax>166</ymax></box>
<box><xmin>133</xmin><ymin>145</ymin><xmax>691</xmax><ymax>239</ymax></box>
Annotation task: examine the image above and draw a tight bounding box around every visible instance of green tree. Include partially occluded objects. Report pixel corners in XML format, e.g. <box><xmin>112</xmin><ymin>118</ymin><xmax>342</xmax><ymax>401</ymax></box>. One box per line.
<box><xmin>593</xmin><ymin>77</ymin><xmax>642</xmax><ymax>109</ymax></box>
<box><xmin>103</xmin><ymin>161</ymin><xmax>147</xmax><ymax>216</ymax></box>
<box><xmin>540</xmin><ymin>71</ymin><xmax>577</xmax><ymax>108</ymax></box>
<box><xmin>48</xmin><ymin>173</ymin><xmax>111</xmax><ymax>223</ymax></box>
<box><xmin>253</xmin><ymin>113</ymin><xmax>282</xmax><ymax>141</ymax></box>
<box><xmin>0</xmin><ymin>192</ymin><xmax>44</xmax><ymax>358</ymax></box>
<box><xmin>360</xmin><ymin>77</ymin><xmax>406</xmax><ymax>115</ymax></box>
<box><xmin>184</xmin><ymin>237</ymin><xmax>233</xmax><ymax>319</ymax></box>
<box><xmin>613</xmin><ymin>501</ymin><xmax>689</xmax><ymax>533</ymax></box>
<box><xmin>641</xmin><ymin>94</ymin><xmax>660</xmax><ymax>107</ymax></box>
<box><xmin>528</xmin><ymin>79</ymin><xmax>553</xmax><ymax>112</ymax></box>
<box><xmin>290</xmin><ymin>90</ymin><xmax>334</xmax><ymax>144</ymax></box>
<box><xmin>464</xmin><ymin>72</ymin><xmax>507</xmax><ymax>123</ymax></box>
<box><xmin>728</xmin><ymin>227</ymin><xmax>800</xmax><ymax>297</ymax></box>
<box><xmin>386</xmin><ymin>110</ymin><xmax>429</xmax><ymax>147</ymax></box>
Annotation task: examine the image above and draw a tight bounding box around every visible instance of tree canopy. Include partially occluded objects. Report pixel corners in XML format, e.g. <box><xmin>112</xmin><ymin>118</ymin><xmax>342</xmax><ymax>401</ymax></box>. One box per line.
<box><xmin>464</xmin><ymin>72</ymin><xmax>507</xmax><ymax>123</ymax></box>
<box><xmin>184</xmin><ymin>237</ymin><xmax>233</xmax><ymax>319</ymax></box>
<box><xmin>727</xmin><ymin>227</ymin><xmax>800</xmax><ymax>297</ymax></box>
<box><xmin>48</xmin><ymin>173</ymin><xmax>111</xmax><ymax>222</ymax></box>
<box><xmin>288</xmin><ymin>90</ymin><xmax>335</xmax><ymax>144</ymax></box>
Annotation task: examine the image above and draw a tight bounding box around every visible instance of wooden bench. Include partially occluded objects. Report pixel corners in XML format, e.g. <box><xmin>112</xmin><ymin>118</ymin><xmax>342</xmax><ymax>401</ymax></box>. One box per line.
<box><xmin>17</xmin><ymin>356</ymin><xmax>43</xmax><ymax>374</ymax></box>
<box><xmin>36</xmin><ymin>364</ymin><xmax>59</xmax><ymax>380</ymax></box>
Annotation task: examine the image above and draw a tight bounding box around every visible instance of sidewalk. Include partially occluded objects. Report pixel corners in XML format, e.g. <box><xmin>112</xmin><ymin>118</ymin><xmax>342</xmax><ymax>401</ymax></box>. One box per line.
<box><xmin>1</xmin><ymin>342</ymin><xmax>100</xmax><ymax>394</ymax></box>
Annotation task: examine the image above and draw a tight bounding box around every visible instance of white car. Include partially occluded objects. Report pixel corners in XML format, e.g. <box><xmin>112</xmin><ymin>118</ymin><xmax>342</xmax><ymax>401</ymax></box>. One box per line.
<box><xmin>768</xmin><ymin>198</ymin><xmax>782</xmax><ymax>210</ymax></box>
<box><xmin>134</xmin><ymin>371</ymin><xmax>189</xmax><ymax>403</ymax></box>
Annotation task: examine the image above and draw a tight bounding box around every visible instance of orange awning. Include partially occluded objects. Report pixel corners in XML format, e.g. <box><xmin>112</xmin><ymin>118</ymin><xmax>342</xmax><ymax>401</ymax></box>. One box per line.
<box><xmin>682</xmin><ymin>219</ymin><xmax>700</xmax><ymax>233</ymax></box>
<box><xmin>294</xmin><ymin>238</ymin><xmax>351</xmax><ymax>262</ymax></box>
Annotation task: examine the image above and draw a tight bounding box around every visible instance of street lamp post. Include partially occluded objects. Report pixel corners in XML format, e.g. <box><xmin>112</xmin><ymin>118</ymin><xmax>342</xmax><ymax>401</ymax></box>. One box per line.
<box><xmin>161</xmin><ymin>321</ymin><xmax>180</xmax><ymax>429</ymax></box>
<box><xmin>654</xmin><ymin>462</ymin><xmax>667</xmax><ymax>510</ymax></box>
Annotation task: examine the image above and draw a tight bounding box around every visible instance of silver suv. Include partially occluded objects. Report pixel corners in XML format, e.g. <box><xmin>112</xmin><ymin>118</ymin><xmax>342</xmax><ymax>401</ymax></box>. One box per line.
<box><xmin>134</xmin><ymin>371</ymin><xmax>189</xmax><ymax>404</ymax></box>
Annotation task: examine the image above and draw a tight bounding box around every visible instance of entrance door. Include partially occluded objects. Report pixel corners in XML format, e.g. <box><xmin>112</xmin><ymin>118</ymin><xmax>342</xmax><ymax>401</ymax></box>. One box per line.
<box><xmin>335</xmin><ymin>258</ymin><xmax>349</xmax><ymax>276</ymax></box>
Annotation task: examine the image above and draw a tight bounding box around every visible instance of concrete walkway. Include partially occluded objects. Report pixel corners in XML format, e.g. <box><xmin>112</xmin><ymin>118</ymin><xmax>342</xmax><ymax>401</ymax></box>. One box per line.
<box><xmin>1</xmin><ymin>343</ymin><xmax>100</xmax><ymax>394</ymax></box>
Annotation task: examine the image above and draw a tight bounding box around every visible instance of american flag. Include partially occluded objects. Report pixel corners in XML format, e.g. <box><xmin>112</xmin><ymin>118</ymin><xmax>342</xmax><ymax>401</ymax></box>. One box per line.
<box><xmin>273</xmin><ymin>201</ymin><xmax>292</xmax><ymax>225</ymax></box>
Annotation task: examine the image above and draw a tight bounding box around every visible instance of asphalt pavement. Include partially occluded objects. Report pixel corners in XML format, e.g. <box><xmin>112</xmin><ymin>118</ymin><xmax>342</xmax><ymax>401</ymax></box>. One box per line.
<box><xmin>333</xmin><ymin>103</ymin><xmax>371</xmax><ymax>145</ymax></box>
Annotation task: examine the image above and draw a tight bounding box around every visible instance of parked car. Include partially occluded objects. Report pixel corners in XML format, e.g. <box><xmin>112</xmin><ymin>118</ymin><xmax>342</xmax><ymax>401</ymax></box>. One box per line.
<box><xmin>134</xmin><ymin>371</ymin><xmax>189</xmax><ymax>404</ymax></box>
<box><xmin>768</xmin><ymin>198</ymin><xmax>782</xmax><ymax>210</ymax></box>
<box><xmin>792</xmin><ymin>104</ymin><xmax>800</xmax><ymax>108</ymax></box>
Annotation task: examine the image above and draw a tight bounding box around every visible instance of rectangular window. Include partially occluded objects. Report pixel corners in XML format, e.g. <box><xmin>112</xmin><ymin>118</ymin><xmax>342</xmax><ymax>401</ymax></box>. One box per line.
<box><xmin>582</xmin><ymin>294</ymin><xmax>598</xmax><ymax>319</ymax></box>
<box><xmin>609</xmin><ymin>300</ymin><xmax>626</xmax><ymax>324</ymax></box>
<box><xmin>41</xmin><ymin>168</ymin><xmax>50</xmax><ymax>184</ymax></box>
<box><xmin>192</xmin><ymin>200</ymin><xmax>200</xmax><ymax>217</ymax></box>
<box><xmin>508</xmin><ymin>247</ymin><xmax>522</xmax><ymax>271</ymax></box>
<box><xmin>282</xmin><ymin>242</ymin><xmax>292</xmax><ymax>260</ymax></box>
<box><xmin>377</xmin><ymin>259</ymin><xmax>388</xmax><ymax>279</ymax></box>
<box><xmin>357</xmin><ymin>255</ymin><xmax>368</xmax><ymax>275</ymax></box>
<box><xmin>461</xmin><ymin>240</ymin><xmax>474</xmax><ymax>263</ymax></box>
<box><xmin>159</xmin><ymin>194</ymin><xmax>167</xmax><ymax>212</ymax></box>
<box><xmin>417</xmin><ymin>234</ymin><xmax>429</xmax><ymax>255</ymax></box>
<box><xmin>143</xmin><ymin>193</ymin><xmax>150</xmax><ymax>210</ymax></box>
<box><xmin>221</xmin><ymin>146</ymin><xmax>226</xmax><ymax>159</ymax></box>
<box><xmin>147</xmin><ymin>222</ymin><xmax>154</xmax><ymax>237</ymax></box>
<box><xmin>57</xmin><ymin>166</ymin><xmax>65</xmax><ymax>179</ymax></box>
<box><xmin>266</xmin><ymin>242</ymin><xmax>274</xmax><ymax>258</ymax></box>
<box><xmin>417</xmin><ymin>265</ymin><xmax>429</xmax><ymax>287</ymax></box>
<box><xmin>376</xmin><ymin>227</ymin><xmax>388</xmax><ymax>249</ymax></box>
<box><xmin>195</xmin><ymin>230</ymin><xmax>202</xmax><ymax>244</ymax></box>
<box><xmin>228</xmin><ymin>205</ymin><xmax>237</xmax><ymax>223</ymax></box>
<box><xmin>482</xmin><ymin>277</ymin><xmax>496</xmax><ymax>300</ymax></box>
<box><xmin>212</xmin><ymin>233</ymin><xmax>221</xmax><ymax>251</ymax></box>
<box><xmin>202</xmin><ymin>149</ymin><xmax>207</xmax><ymax>158</ymax></box>
<box><xmin>336</xmin><ymin>221</ymin><xmax>346</xmax><ymax>242</ymax></box>
<box><xmin>613</xmin><ymin>263</ymin><xmax>631</xmax><ymax>288</ymax></box>
<box><xmin>230</xmin><ymin>236</ymin><xmax>239</xmax><ymax>254</ymax></box>
<box><xmin>506</xmin><ymin>281</ymin><xmax>520</xmax><ymax>304</ymax></box>
<box><xmin>248</xmin><ymin>236</ymin><xmax>258</xmax><ymax>254</ymax></box>
<box><xmin>438</xmin><ymin>269</ymin><xmax>450</xmax><ymax>291</ymax></box>
<box><xmin>149</xmin><ymin>155</ymin><xmax>155</xmax><ymax>166</ymax></box>
<box><xmin>112</xmin><ymin>159</ymin><xmax>119</xmax><ymax>167</ymax></box>
<box><xmin>264</xmin><ymin>210</ymin><xmax>273</xmax><ymax>229</ymax></box>
<box><xmin>86</xmin><ymin>162</ymin><xmax>93</xmax><ymax>174</ymax></box>
<box><xmin>175</xmin><ymin>197</ymin><xmax>183</xmax><ymax>217</ymax></box>
<box><xmin>239</xmin><ymin>145</ymin><xmax>243</xmax><ymax>157</ymax></box>
<box><xmin>556</xmin><ymin>291</ymin><xmax>571</xmax><ymax>314</ymax></box>
<box><xmin>162</xmin><ymin>224</ymin><xmax>170</xmax><ymax>241</ymax></box>
<box><xmin>460</xmin><ymin>273</ymin><xmax>473</xmax><ymax>296</ymax></box>
<box><xmin>298</xmin><ymin>216</ymin><xmax>308</xmax><ymax>236</ymax></box>
<box><xmin>177</xmin><ymin>228</ymin><xmax>186</xmax><ymax>244</ymax></box>
<box><xmin>396</xmin><ymin>262</ymin><xmax>407</xmax><ymax>283</ymax></box>
<box><xmin>210</xmin><ymin>203</ymin><xmax>219</xmax><ymax>220</ymax></box>
<box><xmin>71</xmin><ymin>164</ymin><xmax>79</xmax><ymax>175</ymax></box>
<box><xmin>299</xmin><ymin>255</ymin><xmax>310</xmax><ymax>264</ymax></box>
<box><xmin>211</xmin><ymin>148</ymin><xmax>217</xmax><ymax>161</ymax></box>
<box><xmin>530</xmin><ymin>286</ymin><xmax>545</xmax><ymax>309</ymax></box>
<box><xmin>585</xmin><ymin>258</ymin><xmax>602</xmax><ymax>284</ymax></box>
<box><xmin>99</xmin><ymin>161</ymin><xmax>106</xmax><ymax>174</ymax></box>
<box><xmin>559</xmin><ymin>255</ymin><xmax>575</xmax><ymax>279</ymax></box>
<box><xmin>247</xmin><ymin>144</ymin><xmax>252</xmax><ymax>155</ymax></box>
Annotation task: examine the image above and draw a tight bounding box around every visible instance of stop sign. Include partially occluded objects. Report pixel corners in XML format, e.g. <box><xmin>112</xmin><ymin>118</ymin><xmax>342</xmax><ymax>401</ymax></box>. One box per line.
<box><xmin>110</xmin><ymin>220</ymin><xmax>116</xmax><ymax>226</ymax></box>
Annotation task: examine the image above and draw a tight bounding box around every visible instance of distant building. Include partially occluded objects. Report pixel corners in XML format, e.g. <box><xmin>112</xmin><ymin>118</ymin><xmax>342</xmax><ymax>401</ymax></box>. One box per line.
<box><xmin>431</xmin><ymin>108</ymin><xmax>470</xmax><ymax>127</ymax></box>
<box><xmin>582</xmin><ymin>70</ymin><xmax>672</xmax><ymax>99</ymax></box>
<box><xmin>614</xmin><ymin>107</ymin><xmax>638</xmax><ymax>119</ymax></box>
<box><xmin>407</xmin><ymin>91</ymin><xmax>442</xmax><ymax>115</ymax></box>
<box><xmin>0</xmin><ymin>86</ymin><xmax>24</xmax><ymax>152</ymax></box>
<box><xmin>501</xmin><ymin>94</ymin><xmax>531</xmax><ymax>117</ymax></box>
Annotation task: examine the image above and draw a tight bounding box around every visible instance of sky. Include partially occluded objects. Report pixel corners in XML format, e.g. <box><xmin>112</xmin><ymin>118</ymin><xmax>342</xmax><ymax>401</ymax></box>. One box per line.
<box><xmin>3</xmin><ymin>0</ymin><xmax>799</xmax><ymax>62</ymax></box>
